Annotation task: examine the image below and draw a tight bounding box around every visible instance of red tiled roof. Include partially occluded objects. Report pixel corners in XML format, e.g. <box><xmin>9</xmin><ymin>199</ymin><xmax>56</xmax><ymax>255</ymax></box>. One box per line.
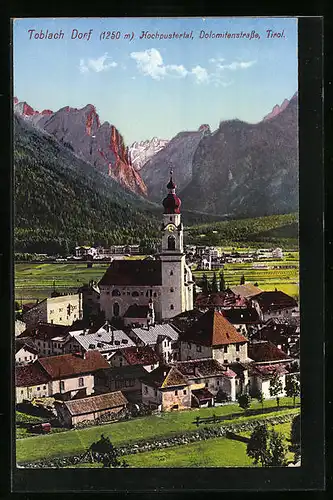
<box><xmin>37</xmin><ymin>351</ymin><xmax>109</xmax><ymax>379</ymax></box>
<box><xmin>252</xmin><ymin>291</ymin><xmax>298</xmax><ymax>313</ymax></box>
<box><xmin>63</xmin><ymin>391</ymin><xmax>128</xmax><ymax>416</ymax></box>
<box><xmin>119</xmin><ymin>346</ymin><xmax>159</xmax><ymax>366</ymax></box>
<box><xmin>16</xmin><ymin>363</ymin><xmax>49</xmax><ymax>387</ymax></box>
<box><xmin>99</xmin><ymin>260</ymin><xmax>162</xmax><ymax>286</ymax></box>
<box><xmin>249</xmin><ymin>363</ymin><xmax>289</xmax><ymax>379</ymax></box>
<box><xmin>248</xmin><ymin>341</ymin><xmax>291</xmax><ymax>362</ymax></box>
<box><xmin>180</xmin><ymin>310</ymin><xmax>248</xmax><ymax>347</ymax></box>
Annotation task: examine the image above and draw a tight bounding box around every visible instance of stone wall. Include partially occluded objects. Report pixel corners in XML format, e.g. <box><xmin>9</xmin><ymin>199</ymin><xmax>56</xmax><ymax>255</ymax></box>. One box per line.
<box><xmin>19</xmin><ymin>411</ymin><xmax>298</xmax><ymax>468</ymax></box>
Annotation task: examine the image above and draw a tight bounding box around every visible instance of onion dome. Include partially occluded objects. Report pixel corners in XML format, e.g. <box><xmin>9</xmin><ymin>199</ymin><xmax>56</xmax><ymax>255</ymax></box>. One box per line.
<box><xmin>163</xmin><ymin>170</ymin><xmax>181</xmax><ymax>214</ymax></box>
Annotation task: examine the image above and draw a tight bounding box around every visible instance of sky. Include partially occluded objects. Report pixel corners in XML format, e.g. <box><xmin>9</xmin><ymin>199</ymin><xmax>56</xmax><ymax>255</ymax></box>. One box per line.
<box><xmin>13</xmin><ymin>17</ymin><xmax>298</xmax><ymax>144</ymax></box>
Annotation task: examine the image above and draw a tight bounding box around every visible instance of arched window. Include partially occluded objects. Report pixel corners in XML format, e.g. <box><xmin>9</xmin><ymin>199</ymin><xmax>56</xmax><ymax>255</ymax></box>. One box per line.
<box><xmin>170</xmin><ymin>288</ymin><xmax>174</xmax><ymax>292</ymax></box>
<box><xmin>170</xmin><ymin>270</ymin><xmax>173</xmax><ymax>276</ymax></box>
<box><xmin>168</xmin><ymin>236</ymin><xmax>176</xmax><ymax>251</ymax></box>
<box><xmin>112</xmin><ymin>289</ymin><xmax>121</xmax><ymax>297</ymax></box>
<box><xmin>132</xmin><ymin>291</ymin><xmax>139</xmax><ymax>297</ymax></box>
<box><xmin>170</xmin><ymin>304</ymin><xmax>174</xmax><ymax>310</ymax></box>
<box><xmin>113</xmin><ymin>302</ymin><xmax>120</xmax><ymax>317</ymax></box>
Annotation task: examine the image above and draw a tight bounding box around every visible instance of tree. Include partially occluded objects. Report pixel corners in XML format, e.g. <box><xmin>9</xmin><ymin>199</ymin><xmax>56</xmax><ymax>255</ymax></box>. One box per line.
<box><xmin>211</xmin><ymin>272</ymin><xmax>218</xmax><ymax>293</ymax></box>
<box><xmin>87</xmin><ymin>434</ymin><xmax>129</xmax><ymax>468</ymax></box>
<box><xmin>219</xmin><ymin>271</ymin><xmax>225</xmax><ymax>292</ymax></box>
<box><xmin>290</xmin><ymin>414</ymin><xmax>301</xmax><ymax>463</ymax></box>
<box><xmin>269</xmin><ymin>373</ymin><xmax>284</xmax><ymax>407</ymax></box>
<box><xmin>257</xmin><ymin>391</ymin><xmax>265</xmax><ymax>413</ymax></box>
<box><xmin>247</xmin><ymin>424</ymin><xmax>288</xmax><ymax>467</ymax></box>
<box><xmin>240</xmin><ymin>274</ymin><xmax>245</xmax><ymax>285</ymax></box>
<box><xmin>285</xmin><ymin>374</ymin><xmax>300</xmax><ymax>407</ymax></box>
<box><xmin>238</xmin><ymin>393</ymin><xmax>251</xmax><ymax>412</ymax></box>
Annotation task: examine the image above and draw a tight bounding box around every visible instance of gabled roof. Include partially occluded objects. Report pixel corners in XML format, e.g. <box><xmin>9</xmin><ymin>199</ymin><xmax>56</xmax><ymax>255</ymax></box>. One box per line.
<box><xmin>172</xmin><ymin>358</ymin><xmax>235</xmax><ymax>378</ymax></box>
<box><xmin>68</xmin><ymin>327</ymin><xmax>136</xmax><ymax>352</ymax></box>
<box><xmin>132</xmin><ymin>324</ymin><xmax>179</xmax><ymax>345</ymax></box>
<box><xmin>37</xmin><ymin>351</ymin><xmax>109</xmax><ymax>379</ymax></box>
<box><xmin>248</xmin><ymin>341</ymin><xmax>292</xmax><ymax>363</ymax></box>
<box><xmin>124</xmin><ymin>304</ymin><xmax>150</xmax><ymax>318</ymax></box>
<box><xmin>180</xmin><ymin>310</ymin><xmax>248</xmax><ymax>347</ymax></box>
<box><xmin>170</xmin><ymin>309</ymin><xmax>204</xmax><ymax>333</ymax></box>
<box><xmin>229</xmin><ymin>284</ymin><xmax>262</xmax><ymax>299</ymax></box>
<box><xmin>16</xmin><ymin>363</ymin><xmax>49</xmax><ymax>387</ymax></box>
<box><xmin>62</xmin><ymin>391</ymin><xmax>128</xmax><ymax>416</ymax></box>
<box><xmin>19</xmin><ymin>322</ymin><xmax>70</xmax><ymax>341</ymax></box>
<box><xmin>142</xmin><ymin>365</ymin><xmax>188</xmax><ymax>389</ymax></box>
<box><xmin>252</xmin><ymin>291</ymin><xmax>298</xmax><ymax>312</ymax></box>
<box><xmin>15</xmin><ymin>339</ymin><xmax>38</xmax><ymax>355</ymax></box>
<box><xmin>117</xmin><ymin>346</ymin><xmax>159</xmax><ymax>366</ymax></box>
<box><xmin>98</xmin><ymin>260</ymin><xmax>162</xmax><ymax>286</ymax></box>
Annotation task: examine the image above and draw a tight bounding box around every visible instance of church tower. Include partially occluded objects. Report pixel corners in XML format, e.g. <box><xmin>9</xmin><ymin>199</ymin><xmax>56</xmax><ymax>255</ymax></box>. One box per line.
<box><xmin>159</xmin><ymin>170</ymin><xmax>194</xmax><ymax>319</ymax></box>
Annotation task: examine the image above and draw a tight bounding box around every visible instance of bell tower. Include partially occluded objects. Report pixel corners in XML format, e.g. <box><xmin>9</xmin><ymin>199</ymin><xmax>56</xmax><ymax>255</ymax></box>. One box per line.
<box><xmin>159</xmin><ymin>171</ymin><xmax>193</xmax><ymax>319</ymax></box>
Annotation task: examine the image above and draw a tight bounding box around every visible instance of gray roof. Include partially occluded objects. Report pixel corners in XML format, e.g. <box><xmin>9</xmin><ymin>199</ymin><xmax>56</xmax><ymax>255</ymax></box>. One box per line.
<box><xmin>69</xmin><ymin>326</ymin><xmax>136</xmax><ymax>352</ymax></box>
<box><xmin>132</xmin><ymin>324</ymin><xmax>179</xmax><ymax>345</ymax></box>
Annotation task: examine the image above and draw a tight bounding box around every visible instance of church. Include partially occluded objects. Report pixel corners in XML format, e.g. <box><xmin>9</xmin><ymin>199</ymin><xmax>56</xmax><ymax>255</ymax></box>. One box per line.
<box><xmin>99</xmin><ymin>171</ymin><xmax>194</xmax><ymax>323</ymax></box>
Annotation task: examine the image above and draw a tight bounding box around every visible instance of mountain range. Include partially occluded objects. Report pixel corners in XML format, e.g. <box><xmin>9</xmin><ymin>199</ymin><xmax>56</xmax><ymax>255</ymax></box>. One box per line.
<box><xmin>129</xmin><ymin>137</ymin><xmax>170</xmax><ymax>170</ymax></box>
<box><xmin>141</xmin><ymin>93</ymin><xmax>298</xmax><ymax>217</ymax></box>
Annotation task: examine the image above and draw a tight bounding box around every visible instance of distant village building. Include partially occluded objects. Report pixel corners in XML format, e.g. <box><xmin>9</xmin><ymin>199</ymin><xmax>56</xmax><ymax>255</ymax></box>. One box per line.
<box><xmin>141</xmin><ymin>365</ymin><xmax>191</xmax><ymax>411</ymax></box>
<box><xmin>110</xmin><ymin>346</ymin><xmax>160</xmax><ymax>373</ymax></box>
<box><xmin>250</xmin><ymin>291</ymin><xmax>298</xmax><ymax>322</ymax></box>
<box><xmin>22</xmin><ymin>294</ymin><xmax>83</xmax><ymax>328</ymax></box>
<box><xmin>229</xmin><ymin>284</ymin><xmax>262</xmax><ymax>300</ymax></box>
<box><xmin>99</xmin><ymin>172</ymin><xmax>194</xmax><ymax>322</ymax></box>
<box><xmin>272</xmin><ymin>247</ymin><xmax>284</xmax><ymax>259</ymax></box>
<box><xmin>55</xmin><ymin>391</ymin><xmax>128</xmax><ymax>427</ymax></box>
<box><xmin>16</xmin><ymin>350</ymin><xmax>109</xmax><ymax>403</ymax></box>
<box><xmin>128</xmin><ymin>324</ymin><xmax>179</xmax><ymax>364</ymax></box>
<box><xmin>15</xmin><ymin>339</ymin><xmax>38</xmax><ymax>366</ymax></box>
<box><xmin>179</xmin><ymin>310</ymin><xmax>249</xmax><ymax>365</ymax></box>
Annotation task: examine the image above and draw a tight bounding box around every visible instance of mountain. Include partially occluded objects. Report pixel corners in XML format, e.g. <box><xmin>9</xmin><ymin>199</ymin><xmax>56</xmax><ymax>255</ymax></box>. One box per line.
<box><xmin>262</xmin><ymin>93</ymin><xmax>296</xmax><ymax>121</ymax></box>
<box><xmin>140</xmin><ymin>126</ymin><xmax>209</xmax><ymax>203</ymax></box>
<box><xmin>14</xmin><ymin>99</ymin><xmax>147</xmax><ymax>197</ymax></box>
<box><xmin>181</xmin><ymin>93</ymin><xmax>298</xmax><ymax>217</ymax></box>
<box><xmin>13</xmin><ymin>113</ymin><xmax>159</xmax><ymax>254</ymax></box>
<box><xmin>129</xmin><ymin>137</ymin><xmax>169</xmax><ymax>170</ymax></box>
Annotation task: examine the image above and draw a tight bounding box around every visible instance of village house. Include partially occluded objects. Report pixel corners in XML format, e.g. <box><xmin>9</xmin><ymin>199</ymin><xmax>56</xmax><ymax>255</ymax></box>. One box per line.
<box><xmin>62</xmin><ymin>322</ymin><xmax>136</xmax><ymax>361</ymax></box>
<box><xmin>179</xmin><ymin>309</ymin><xmax>249</xmax><ymax>365</ymax></box>
<box><xmin>15</xmin><ymin>339</ymin><xmax>39</xmax><ymax>366</ymax></box>
<box><xmin>250</xmin><ymin>291</ymin><xmax>298</xmax><ymax>322</ymax></box>
<box><xmin>128</xmin><ymin>323</ymin><xmax>179</xmax><ymax>364</ymax></box>
<box><xmin>54</xmin><ymin>391</ymin><xmax>128</xmax><ymax>428</ymax></box>
<box><xmin>252</xmin><ymin>319</ymin><xmax>299</xmax><ymax>355</ymax></box>
<box><xmin>172</xmin><ymin>358</ymin><xmax>237</xmax><ymax>405</ymax></box>
<box><xmin>17</xmin><ymin>322</ymin><xmax>71</xmax><ymax>357</ymax></box>
<box><xmin>95</xmin><ymin>364</ymin><xmax>147</xmax><ymax>403</ymax></box>
<box><xmin>15</xmin><ymin>350</ymin><xmax>109</xmax><ymax>403</ymax></box>
<box><xmin>195</xmin><ymin>291</ymin><xmax>248</xmax><ymax>312</ymax></box>
<box><xmin>98</xmin><ymin>173</ymin><xmax>194</xmax><ymax>323</ymax></box>
<box><xmin>110</xmin><ymin>346</ymin><xmax>160</xmax><ymax>372</ymax></box>
<box><xmin>22</xmin><ymin>293</ymin><xmax>83</xmax><ymax>328</ymax></box>
<box><xmin>247</xmin><ymin>340</ymin><xmax>293</xmax><ymax>399</ymax></box>
<box><xmin>221</xmin><ymin>307</ymin><xmax>261</xmax><ymax>337</ymax></box>
<box><xmin>141</xmin><ymin>365</ymin><xmax>191</xmax><ymax>411</ymax></box>
<box><xmin>228</xmin><ymin>284</ymin><xmax>263</xmax><ymax>300</ymax></box>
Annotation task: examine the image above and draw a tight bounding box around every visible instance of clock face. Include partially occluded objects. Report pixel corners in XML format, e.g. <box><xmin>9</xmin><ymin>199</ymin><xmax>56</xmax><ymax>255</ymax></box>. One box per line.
<box><xmin>167</xmin><ymin>224</ymin><xmax>175</xmax><ymax>233</ymax></box>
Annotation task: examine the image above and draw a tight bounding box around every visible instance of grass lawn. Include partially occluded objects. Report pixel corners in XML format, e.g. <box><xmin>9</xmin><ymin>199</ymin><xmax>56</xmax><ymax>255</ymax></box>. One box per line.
<box><xmin>16</xmin><ymin>398</ymin><xmax>299</xmax><ymax>464</ymax></box>
<box><xmin>68</xmin><ymin>421</ymin><xmax>295</xmax><ymax>468</ymax></box>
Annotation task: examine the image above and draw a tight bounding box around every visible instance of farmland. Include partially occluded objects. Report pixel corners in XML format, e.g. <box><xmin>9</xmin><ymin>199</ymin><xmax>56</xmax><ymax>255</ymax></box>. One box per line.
<box><xmin>16</xmin><ymin>398</ymin><xmax>299</xmax><ymax>464</ymax></box>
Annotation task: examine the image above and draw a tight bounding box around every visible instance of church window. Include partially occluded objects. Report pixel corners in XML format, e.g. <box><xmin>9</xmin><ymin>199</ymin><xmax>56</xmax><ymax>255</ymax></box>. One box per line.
<box><xmin>168</xmin><ymin>236</ymin><xmax>176</xmax><ymax>250</ymax></box>
<box><xmin>113</xmin><ymin>302</ymin><xmax>120</xmax><ymax>317</ymax></box>
<box><xmin>170</xmin><ymin>288</ymin><xmax>174</xmax><ymax>292</ymax></box>
<box><xmin>170</xmin><ymin>304</ymin><xmax>174</xmax><ymax>310</ymax></box>
<box><xmin>132</xmin><ymin>291</ymin><xmax>139</xmax><ymax>297</ymax></box>
<box><xmin>153</xmin><ymin>292</ymin><xmax>157</xmax><ymax>297</ymax></box>
<box><xmin>170</xmin><ymin>217</ymin><xmax>172</xmax><ymax>221</ymax></box>
<box><xmin>112</xmin><ymin>289</ymin><xmax>121</xmax><ymax>297</ymax></box>
<box><xmin>170</xmin><ymin>270</ymin><xmax>174</xmax><ymax>276</ymax></box>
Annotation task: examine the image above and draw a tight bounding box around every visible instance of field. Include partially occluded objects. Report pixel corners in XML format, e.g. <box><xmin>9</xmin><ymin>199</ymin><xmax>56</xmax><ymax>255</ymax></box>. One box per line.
<box><xmin>16</xmin><ymin>398</ymin><xmax>299</xmax><ymax>464</ymax></box>
<box><xmin>67</xmin><ymin>421</ymin><xmax>294</xmax><ymax>468</ymax></box>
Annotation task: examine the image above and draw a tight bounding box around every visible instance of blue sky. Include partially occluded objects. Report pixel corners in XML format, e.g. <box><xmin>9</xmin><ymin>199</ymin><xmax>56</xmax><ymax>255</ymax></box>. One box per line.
<box><xmin>13</xmin><ymin>17</ymin><xmax>298</xmax><ymax>144</ymax></box>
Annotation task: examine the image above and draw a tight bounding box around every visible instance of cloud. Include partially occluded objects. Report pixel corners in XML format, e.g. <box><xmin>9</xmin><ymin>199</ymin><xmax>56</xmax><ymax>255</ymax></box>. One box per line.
<box><xmin>79</xmin><ymin>53</ymin><xmax>118</xmax><ymax>73</ymax></box>
<box><xmin>191</xmin><ymin>65</ymin><xmax>209</xmax><ymax>83</ymax></box>
<box><xmin>130</xmin><ymin>48</ymin><xmax>188</xmax><ymax>80</ymax></box>
<box><xmin>216</xmin><ymin>60</ymin><xmax>257</xmax><ymax>70</ymax></box>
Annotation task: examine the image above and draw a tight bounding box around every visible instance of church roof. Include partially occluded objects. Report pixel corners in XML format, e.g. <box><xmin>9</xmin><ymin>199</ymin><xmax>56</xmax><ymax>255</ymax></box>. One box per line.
<box><xmin>99</xmin><ymin>260</ymin><xmax>162</xmax><ymax>287</ymax></box>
